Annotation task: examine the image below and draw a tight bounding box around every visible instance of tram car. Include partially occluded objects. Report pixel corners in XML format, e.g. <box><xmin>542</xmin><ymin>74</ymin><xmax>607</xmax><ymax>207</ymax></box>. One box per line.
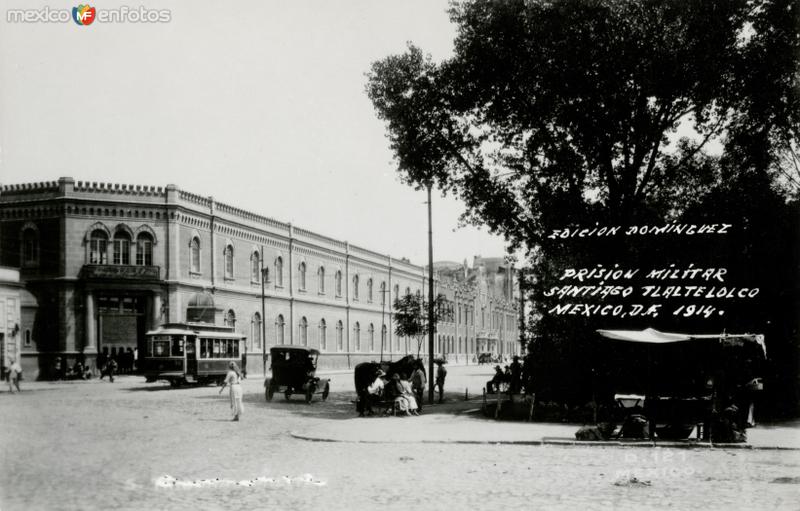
<box><xmin>142</xmin><ymin>322</ymin><xmax>246</xmax><ymax>387</ymax></box>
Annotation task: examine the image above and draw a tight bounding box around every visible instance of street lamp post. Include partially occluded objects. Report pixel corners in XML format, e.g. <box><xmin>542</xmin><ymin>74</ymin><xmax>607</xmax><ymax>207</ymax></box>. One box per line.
<box><xmin>261</xmin><ymin>266</ymin><xmax>268</xmax><ymax>377</ymax></box>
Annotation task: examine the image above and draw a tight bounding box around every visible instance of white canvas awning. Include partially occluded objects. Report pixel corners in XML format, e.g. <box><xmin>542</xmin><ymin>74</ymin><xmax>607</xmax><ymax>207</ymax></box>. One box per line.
<box><xmin>596</xmin><ymin>328</ymin><xmax>766</xmax><ymax>358</ymax></box>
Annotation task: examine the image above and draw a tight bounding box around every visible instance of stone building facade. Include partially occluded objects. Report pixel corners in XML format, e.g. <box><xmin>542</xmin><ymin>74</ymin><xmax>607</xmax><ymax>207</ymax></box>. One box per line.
<box><xmin>432</xmin><ymin>257</ymin><xmax>521</xmax><ymax>362</ymax></box>
<box><xmin>0</xmin><ymin>267</ymin><xmax>23</xmax><ymax>375</ymax></box>
<box><xmin>0</xmin><ymin>178</ymin><xmax>518</xmax><ymax>378</ymax></box>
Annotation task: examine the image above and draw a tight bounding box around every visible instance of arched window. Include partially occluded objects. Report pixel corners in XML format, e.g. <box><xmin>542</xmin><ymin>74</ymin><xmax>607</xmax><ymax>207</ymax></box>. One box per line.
<box><xmin>298</xmin><ymin>262</ymin><xmax>307</xmax><ymax>291</ymax></box>
<box><xmin>224</xmin><ymin>244</ymin><xmax>234</xmax><ymax>279</ymax></box>
<box><xmin>224</xmin><ymin>309</ymin><xmax>236</xmax><ymax>328</ymax></box>
<box><xmin>275</xmin><ymin>257</ymin><xmax>284</xmax><ymax>287</ymax></box>
<box><xmin>318</xmin><ymin>266</ymin><xmax>325</xmax><ymax>294</ymax></box>
<box><xmin>276</xmin><ymin>314</ymin><xmax>285</xmax><ymax>344</ymax></box>
<box><xmin>299</xmin><ymin>316</ymin><xmax>308</xmax><ymax>346</ymax></box>
<box><xmin>252</xmin><ymin>312</ymin><xmax>262</xmax><ymax>350</ymax></box>
<box><xmin>336</xmin><ymin>320</ymin><xmax>343</xmax><ymax>351</ymax></box>
<box><xmin>190</xmin><ymin>237</ymin><xmax>200</xmax><ymax>273</ymax></box>
<box><xmin>353</xmin><ymin>274</ymin><xmax>359</xmax><ymax>300</ymax></box>
<box><xmin>90</xmin><ymin>229</ymin><xmax>109</xmax><ymax>264</ymax></box>
<box><xmin>353</xmin><ymin>322</ymin><xmax>361</xmax><ymax>351</ymax></box>
<box><xmin>136</xmin><ymin>233</ymin><xmax>153</xmax><ymax>266</ymax></box>
<box><xmin>368</xmin><ymin>324</ymin><xmax>375</xmax><ymax>352</ymax></box>
<box><xmin>113</xmin><ymin>230</ymin><xmax>131</xmax><ymax>265</ymax></box>
<box><xmin>381</xmin><ymin>325</ymin><xmax>387</xmax><ymax>351</ymax></box>
<box><xmin>367</xmin><ymin>278</ymin><xmax>373</xmax><ymax>302</ymax></box>
<box><xmin>21</xmin><ymin>227</ymin><xmax>39</xmax><ymax>266</ymax></box>
<box><xmin>380</xmin><ymin>282</ymin><xmax>386</xmax><ymax>306</ymax></box>
<box><xmin>319</xmin><ymin>319</ymin><xmax>327</xmax><ymax>350</ymax></box>
<box><xmin>405</xmin><ymin>287</ymin><xmax>411</xmax><ymax>297</ymax></box>
<box><xmin>335</xmin><ymin>271</ymin><xmax>342</xmax><ymax>297</ymax></box>
<box><xmin>393</xmin><ymin>284</ymin><xmax>399</xmax><ymax>302</ymax></box>
<box><xmin>24</xmin><ymin>329</ymin><xmax>32</xmax><ymax>347</ymax></box>
<box><xmin>250</xmin><ymin>251</ymin><xmax>260</xmax><ymax>283</ymax></box>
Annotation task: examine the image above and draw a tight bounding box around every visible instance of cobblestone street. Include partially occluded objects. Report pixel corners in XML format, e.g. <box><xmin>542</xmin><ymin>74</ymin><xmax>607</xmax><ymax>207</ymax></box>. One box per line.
<box><xmin>1</xmin><ymin>365</ymin><xmax>798</xmax><ymax>510</ymax></box>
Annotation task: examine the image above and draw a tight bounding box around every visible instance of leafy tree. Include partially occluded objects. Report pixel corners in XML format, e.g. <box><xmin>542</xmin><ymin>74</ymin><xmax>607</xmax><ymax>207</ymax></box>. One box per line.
<box><xmin>367</xmin><ymin>0</ymin><xmax>799</xmax><ymax>252</ymax></box>
<box><xmin>393</xmin><ymin>293</ymin><xmax>447</xmax><ymax>358</ymax></box>
<box><xmin>369</xmin><ymin>0</ymin><xmax>800</xmax><ymax>414</ymax></box>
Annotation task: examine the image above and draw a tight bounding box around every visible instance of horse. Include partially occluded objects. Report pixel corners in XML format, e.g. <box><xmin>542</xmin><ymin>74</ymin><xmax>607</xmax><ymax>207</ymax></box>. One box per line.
<box><xmin>354</xmin><ymin>355</ymin><xmax>419</xmax><ymax>416</ymax></box>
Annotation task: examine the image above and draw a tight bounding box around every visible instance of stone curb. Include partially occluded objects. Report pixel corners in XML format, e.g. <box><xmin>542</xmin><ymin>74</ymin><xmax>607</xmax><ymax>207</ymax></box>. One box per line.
<box><xmin>289</xmin><ymin>431</ymin><xmax>800</xmax><ymax>450</ymax></box>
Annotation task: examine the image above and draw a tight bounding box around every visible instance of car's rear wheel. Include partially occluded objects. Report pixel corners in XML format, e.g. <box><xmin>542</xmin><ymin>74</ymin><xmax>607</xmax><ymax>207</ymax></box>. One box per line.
<box><xmin>266</xmin><ymin>383</ymin><xmax>275</xmax><ymax>401</ymax></box>
<box><xmin>322</xmin><ymin>382</ymin><xmax>330</xmax><ymax>401</ymax></box>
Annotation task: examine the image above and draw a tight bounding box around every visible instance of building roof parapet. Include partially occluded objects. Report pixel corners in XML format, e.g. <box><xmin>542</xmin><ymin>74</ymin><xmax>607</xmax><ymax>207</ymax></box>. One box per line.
<box><xmin>348</xmin><ymin>243</ymin><xmax>392</xmax><ymax>266</ymax></box>
<box><xmin>178</xmin><ymin>189</ymin><xmax>212</xmax><ymax>208</ymax></box>
<box><xmin>292</xmin><ymin>226</ymin><xmax>348</xmax><ymax>251</ymax></box>
<box><xmin>391</xmin><ymin>256</ymin><xmax>425</xmax><ymax>275</ymax></box>
<box><xmin>213</xmin><ymin>199</ymin><xmax>290</xmax><ymax>233</ymax></box>
<box><xmin>74</xmin><ymin>180</ymin><xmax>166</xmax><ymax>197</ymax></box>
<box><xmin>0</xmin><ymin>181</ymin><xmax>60</xmax><ymax>196</ymax></box>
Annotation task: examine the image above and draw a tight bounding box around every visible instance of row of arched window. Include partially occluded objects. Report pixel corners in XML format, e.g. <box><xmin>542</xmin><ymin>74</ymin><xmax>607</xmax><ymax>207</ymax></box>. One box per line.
<box><xmin>226</xmin><ymin>308</ymin><xmax>391</xmax><ymax>352</ymax></box>
<box><xmin>86</xmin><ymin>224</ymin><xmax>155</xmax><ymax>266</ymax></box>
<box><xmin>190</xmin><ymin>237</ymin><xmax>419</xmax><ymax>301</ymax></box>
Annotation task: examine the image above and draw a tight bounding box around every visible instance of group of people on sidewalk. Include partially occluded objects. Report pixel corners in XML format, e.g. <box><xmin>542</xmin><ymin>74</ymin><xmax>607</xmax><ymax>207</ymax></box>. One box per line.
<box><xmin>486</xmin><ymin>355</ymin><xmax>525</xmax><ymax>394</ymax></box>
<box><xmin>363</xmin><ymin>359</ymin><xmax>448</xmax><ymax>416</ymax></box>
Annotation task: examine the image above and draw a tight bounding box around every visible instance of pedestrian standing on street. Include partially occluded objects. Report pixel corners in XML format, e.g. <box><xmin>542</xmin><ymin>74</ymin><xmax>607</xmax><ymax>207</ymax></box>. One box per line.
<box><xmin>100</xmin><ymin>357</ymin><xmax>117</xmax><ymax>382</ymax></box>
<box><xmin>7</xmin><ymin>358</ymin><xmax>22</xmax><ymax>393</ymax></box>
<box><xmin>97</xmin><ymin>348</ymin><xmax>108</xmax><ymax>376</ymax></box>
<box><xmin>435</xmin><ymin>359</ymin><xmax>447</xmax><ymax>404</ymax></box>
<box><xmin>410</xmin><ymin>360</ymin><xmax>426</xmax><ymax>411</ymax></box>
<box><xmin>219</xmin><ymin>361</ymin><xmax>243</xmax><ymax>421</ymax></box>
<box><xmin>241</xmin><ymin>345</ymin><xmax>248</xmax><ymax>380</ymax></box>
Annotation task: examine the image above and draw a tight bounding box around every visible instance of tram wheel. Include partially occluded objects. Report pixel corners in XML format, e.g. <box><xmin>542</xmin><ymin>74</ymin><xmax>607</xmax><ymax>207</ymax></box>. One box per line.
<box><xmin>321</xmin><ymin>382</ymin><xmax>330</xmax><ymax>401</ymax></box>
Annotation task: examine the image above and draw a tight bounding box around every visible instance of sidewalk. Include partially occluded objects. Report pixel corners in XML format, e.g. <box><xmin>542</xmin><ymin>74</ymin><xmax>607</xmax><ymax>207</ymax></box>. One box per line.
<box><xmin>291</xmin><ymin>407</ymin><xmax>800</xmax><ymax>450</ymax></box>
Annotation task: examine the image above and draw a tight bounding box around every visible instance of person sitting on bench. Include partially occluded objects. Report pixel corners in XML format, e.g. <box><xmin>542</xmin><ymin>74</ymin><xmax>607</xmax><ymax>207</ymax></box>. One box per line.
<box><xmin>486</xmin><ymin>365</ymin><xmax>506</xmax><ymax>393</ymax></box>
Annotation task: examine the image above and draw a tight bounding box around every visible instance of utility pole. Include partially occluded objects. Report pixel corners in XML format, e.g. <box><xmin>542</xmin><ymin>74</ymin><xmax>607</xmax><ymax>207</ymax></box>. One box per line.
<box><xmin>426</xmin><ymin>183</ymin><xmax>435</xmax><ymax>406</ymax></box>
<box><xmin>261</xmin><ymin>264</ymin><xmax>268</xmax><ymax>377</ymax></box>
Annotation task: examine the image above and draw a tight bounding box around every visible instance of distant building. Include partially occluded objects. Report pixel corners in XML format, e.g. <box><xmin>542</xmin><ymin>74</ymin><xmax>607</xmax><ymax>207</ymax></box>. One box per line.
<box><xmin>0</xmin><ymin>178</ymin><xmax>518</xmax><ymax>378</ymax></box>
<box><xmin>432</xmin><ymin>256</ymin><xmax>520</xmax><ymax>359</ymax></box>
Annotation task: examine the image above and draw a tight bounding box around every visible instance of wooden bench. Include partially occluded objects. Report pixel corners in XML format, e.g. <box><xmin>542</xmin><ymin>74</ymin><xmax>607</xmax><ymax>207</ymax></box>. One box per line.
<box><xmin>482</xmin><ymin>389</ymin><xmax>536</xmax><ymax>421</ymax></box>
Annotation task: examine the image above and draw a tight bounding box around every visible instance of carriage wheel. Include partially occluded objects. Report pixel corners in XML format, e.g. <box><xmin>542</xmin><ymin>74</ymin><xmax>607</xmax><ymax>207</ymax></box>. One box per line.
<box><xmin>265</xmin><ymin>383</ymin><xmax>275</xmax><ymax>402</ymax></box>
<box><xmin>305</xmin><ymin>384</ymin><xmax>316</xmax><ymax>404</ymax></box>
<box><xmin>322</xmin><ymin>382</ymin><xmax>330</xmax><ymax>401</ymax></box>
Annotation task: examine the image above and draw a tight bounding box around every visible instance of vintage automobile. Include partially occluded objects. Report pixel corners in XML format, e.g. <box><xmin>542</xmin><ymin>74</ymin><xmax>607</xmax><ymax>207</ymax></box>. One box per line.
<box><xmin>594</xmin><ymin>328</ymin><xmax>766</xmax><ymax>442</ymax></box>
<box><xmin>264</xmin><ymin>346</ymin><xmax>330</xmax><ymax>403</ymax></box>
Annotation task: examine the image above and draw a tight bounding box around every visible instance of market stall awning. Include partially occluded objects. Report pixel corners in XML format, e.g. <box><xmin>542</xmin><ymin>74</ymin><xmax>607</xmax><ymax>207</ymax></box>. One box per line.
<box><xmin>596</xmin><ymin>328</ymin><xmax>766</xmax><ymax>358</ymax></box>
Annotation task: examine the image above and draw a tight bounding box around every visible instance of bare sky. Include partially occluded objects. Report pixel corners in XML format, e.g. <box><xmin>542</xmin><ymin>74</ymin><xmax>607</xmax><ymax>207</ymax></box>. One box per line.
<box><xmin>0</xmin><ymin>0</ymin><xmax>508</xmax><ymax>265</ymax></box>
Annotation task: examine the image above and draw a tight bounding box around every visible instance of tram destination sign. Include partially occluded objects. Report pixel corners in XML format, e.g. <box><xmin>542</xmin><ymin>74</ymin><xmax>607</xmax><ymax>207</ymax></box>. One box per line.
<box><xmin>82</xmin><ymin>264</ymin><xmax>160</xmax><ymax>280</ymax></box>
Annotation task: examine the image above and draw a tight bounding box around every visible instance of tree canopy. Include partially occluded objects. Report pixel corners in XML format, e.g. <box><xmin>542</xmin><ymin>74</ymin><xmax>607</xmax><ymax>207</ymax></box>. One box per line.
<box><xmin>367</xmin><ymin>0</ymin><xmax>800</xmax><ymax>254</ymax></box>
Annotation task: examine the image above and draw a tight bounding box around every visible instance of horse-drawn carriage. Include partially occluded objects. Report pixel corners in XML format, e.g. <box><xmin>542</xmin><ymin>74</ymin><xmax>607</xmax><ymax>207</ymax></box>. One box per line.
<box><xmin>353</xmin><ymin>355</ymin><xmax>420</xmax><ymax>416</ymax></box>
<box><xmin>264</xmin><ymin>346</ymin><xmax>330</xmax><ymax>403</ymax></box>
